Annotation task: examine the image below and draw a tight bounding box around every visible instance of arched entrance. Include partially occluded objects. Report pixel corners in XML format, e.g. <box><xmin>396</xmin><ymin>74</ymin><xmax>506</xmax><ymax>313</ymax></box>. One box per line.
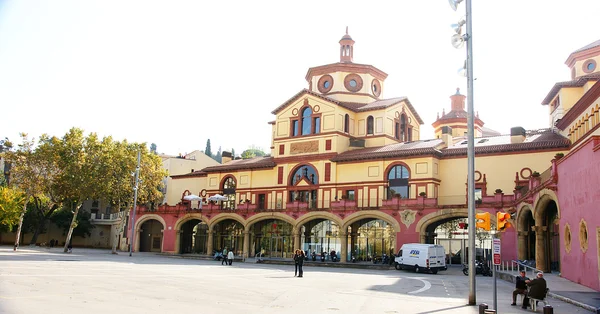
<box><xmin>534</xmin><ymin>194</ymin><xmax>560</xmax><ymax>272</ymax></box>
<box><xmin>300</xmin><ymin>219</ymin><xmax>342</xmax><ymax>261</ymax></box>
<box><xmin>250</xmin><ymin>219</ymin><xmax>294</xmax><ymax>259</ymax></box>
<box><xmin>348</xmin><ymin>219</ymin><xmax>395</xmax><ymax>263</ymax></box>
<box><xmin>212</xmin><ymin>219</ymin><xmax>245</xmax><ymax>257</ymax></box>
<box><xmin>139</xmin><ymin>219</ymin><xmax>164</xmax><ymax>252</ymax></box>
<box><xmin>179</xmin><ymin>219</ymin><xmax>208</xmax><ymax>254</ymax></box>
<box><xmin>517</xmin><ymin>206</ymin><xmax>536</xmax><ymax>261</ymax></box>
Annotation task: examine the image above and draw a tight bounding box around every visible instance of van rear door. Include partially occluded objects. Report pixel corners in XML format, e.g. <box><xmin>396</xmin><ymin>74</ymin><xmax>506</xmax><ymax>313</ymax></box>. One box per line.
<box><xmin>428</xmin><ymin>246</ymin><xmax>446</xmax><ymax>268</ymax></box>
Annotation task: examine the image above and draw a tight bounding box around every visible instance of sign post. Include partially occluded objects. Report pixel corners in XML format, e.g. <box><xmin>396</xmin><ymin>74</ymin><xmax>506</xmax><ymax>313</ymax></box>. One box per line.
<box><xmin>492</xmin><ymin>237</ymin><xmax>501</xmax><ymax>313</ymax></box>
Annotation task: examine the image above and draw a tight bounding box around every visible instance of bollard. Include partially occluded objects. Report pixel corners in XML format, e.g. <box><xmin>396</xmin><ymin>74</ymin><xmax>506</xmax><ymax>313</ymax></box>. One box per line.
<box><xmin>484</xmin><ymin>310</ymin><xmax>496</xmax><ymax>314</ymax></box>
<box><xmin>478</xmin><ymin>303</ymin><xmax>488</xmax><ymax>314</ymax></box>
<box><xmin>543</xmin><ymin>305</ymin><xmax>554</xmax><ymax>314</ymax></box>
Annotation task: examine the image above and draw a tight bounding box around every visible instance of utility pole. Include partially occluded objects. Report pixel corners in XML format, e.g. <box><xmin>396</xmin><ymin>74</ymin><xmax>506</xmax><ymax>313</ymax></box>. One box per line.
<box><xmin>129</xmin><ymin>151</ymin><xmax>141</xmax><ymax>257</ymax></box>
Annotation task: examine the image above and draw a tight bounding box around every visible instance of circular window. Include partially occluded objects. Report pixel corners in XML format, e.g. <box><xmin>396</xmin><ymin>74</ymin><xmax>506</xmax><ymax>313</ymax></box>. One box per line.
<box><xmin>344</xmin><ymin>74</ymin><xmax>363</xmax><ymax>92</ymax></box>
<box><xmin>583</xmin><ymin>59</ymin><xmax>597</xmax><ymax>74</ymax></box>
<box><xmin>579</xmin><ymin>219</ymin><xmax>589</xmax><ymax>252</ymax></box>
<box><xmin>564</xmin><ymin>223</ymin><xmax>572</xmax><ymax>253</ymax></box>
<box><xmin>317</xmin><ymin>75</ymin><xmax>334</xmax><ymax>93</ymax></box>
<box><xmin>372</xmin><ymin>79</ymin><xmax>382</xmax><ymax>97</ymax></box>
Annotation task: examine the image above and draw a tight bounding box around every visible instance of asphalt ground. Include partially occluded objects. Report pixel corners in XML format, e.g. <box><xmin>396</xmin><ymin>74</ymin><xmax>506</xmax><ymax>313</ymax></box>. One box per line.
<box><xmin>0</xmin><ymin>247</ymin><xmax>589</xmax><ymax>314</ymax></box>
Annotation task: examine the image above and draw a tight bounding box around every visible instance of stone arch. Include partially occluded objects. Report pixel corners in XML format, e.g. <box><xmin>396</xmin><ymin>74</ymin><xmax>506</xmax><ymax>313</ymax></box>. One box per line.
<box><xmin>173</xmin><ymin>213</ymin><xmax>206</xmax><ymax>254</ymax></box>
<box><xmin>244</xmin><ymin>212</ymin><xmax>296</xmax><ymax>232</ymax></box>
<box><xmin>516</xmin><ymin>203</ymin><xmax>534</xmax><ymax>232</ymax></box>
<box><xmin>295</xmin><ymin>212</ymin><xmax>344</xmax><ymax>232</ymax></box>
<box><xmin>134</xmin><ymin>214</ymin><xmax>167</xmax><ymax>253</ymax></box>
<box><xmin>533</xmin><ymin>188</ymin><xmax>561</xmax><ymax>222</ymax></box>
<box><xmin>208</xmin><ymin>213</ymin><xmax>247</xmax><ymax>231</ymax></box>
<box><xmin>341</xmin><ymin>210</ymin><xmax>401</xmax><ymax>233</ymax></box>
<box><xmin>516</xmin><ymin>203</ymin><xmax>535</xmax><ymax>260</ymax></box>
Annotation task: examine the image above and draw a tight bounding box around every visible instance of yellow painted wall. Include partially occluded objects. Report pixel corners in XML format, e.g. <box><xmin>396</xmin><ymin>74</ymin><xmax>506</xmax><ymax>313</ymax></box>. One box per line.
<box><xmin>164</xmin><ymin>150</ymin><xmax>219</xmax><ymax>205</ymax></box>
<box><xmin>572</xmin><ymin>56</ymin><xmax>600</xmax><ymax>78</ymax></box>
<box><xmin>168</xmin><ymin>176</ymin><xmax>207</xmax><ymax>205</ymax></box>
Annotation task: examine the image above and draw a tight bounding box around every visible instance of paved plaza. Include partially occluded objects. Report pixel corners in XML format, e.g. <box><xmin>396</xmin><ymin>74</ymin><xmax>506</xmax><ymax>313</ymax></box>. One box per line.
<box><xmin>0</xmin><ymin>247</ymin><xmax>589</xmax><ymax>314</ymax></box>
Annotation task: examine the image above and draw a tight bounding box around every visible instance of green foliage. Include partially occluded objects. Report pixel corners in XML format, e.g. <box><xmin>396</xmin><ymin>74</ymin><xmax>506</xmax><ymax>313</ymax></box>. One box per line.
<box><xmin>214</xmin><ymin>146</ymin><xmax>222</xmax><ymax>163</ymax></box>
<box><xmin>205</xmin><ymin>139</ymin><xmax>212</xmax><ymax>157</ymax></box>
<box><xmin>150</xmin><ymin>143</ymin><xmax>157</xmax><ymax>154</ymax></box>
<box><xmin>50</xmin><ymin>207</ymin><xmax>94</xmax><ymax>238</ymax></box>
<box><xmin>0</xmin><ymin>186</ymin><xmax>24</xmax><ymax>232</ymax></box>
<box><xmin>241</xmin><ymin>145</ymin><xmax>266</xmax><ymax>159</ymax></box>
<box><xmin>231</xmin><ymin>148</ymin><xmax>236</xmax><ymax>159</ymax></box>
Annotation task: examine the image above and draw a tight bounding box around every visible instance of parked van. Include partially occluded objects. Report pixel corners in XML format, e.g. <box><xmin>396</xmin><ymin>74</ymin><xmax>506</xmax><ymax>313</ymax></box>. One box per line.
<box><xmin>394</xmin><ymin>243</ymin><xmax>447</xmax><ymax>274</ymax></box>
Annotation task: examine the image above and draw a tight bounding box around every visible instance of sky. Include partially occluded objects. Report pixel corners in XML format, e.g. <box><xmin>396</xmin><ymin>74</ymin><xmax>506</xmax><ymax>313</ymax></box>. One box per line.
<box><xmin>1</xmin><ymin>0</ymin><xmax>599</xmax><ymax>156</ymax></box>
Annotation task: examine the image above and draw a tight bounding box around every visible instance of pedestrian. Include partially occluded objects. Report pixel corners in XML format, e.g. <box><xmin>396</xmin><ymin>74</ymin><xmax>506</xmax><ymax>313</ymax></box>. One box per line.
<box><xmin>522</xmin><ymin>271</ymin><xmax>547</xmax><ymax>309</ymax></box>
<box><xmin>49</xmin><ymin>239</ymin><xmax>54</xmax><ymax>248</ymax></box>
<box><xmin>227</xmin><ymin>250</ymin><xmax>234</xmax><ymax>266</ymax></box>
<box><xmin>297</xmin><ymin>250</ymin><xmax>305</xmax><ymax>277</ymax></box>
<box><xmin>222</xmin><ymin>248</ymin><xmax>228</xmax><ymax>266</ymax></box>
<box><xmin>293</xmin><ymin>249</ymin><xmax>300</xmax><ymax>277</ymax></box>
<box><xmin>511</xmin><ymin>270</ymin><xmax>529</xmax><ymax>306</ymax></box>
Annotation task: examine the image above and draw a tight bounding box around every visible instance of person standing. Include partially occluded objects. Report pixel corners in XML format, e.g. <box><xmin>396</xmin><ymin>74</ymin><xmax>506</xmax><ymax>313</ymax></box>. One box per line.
<box><xmin>522</xmin><ymin>272</ymin><xmax>547</xmax><ymax>309</ymax></box>
<box><xmin>222</xmin><ymin>248</ymin><xmax>228</xmax><ymax>266</ymax></box>
<box><xmin>297</xmin><ymin>250</ymin><xmax>305</xmax><ymax>277</ymax></box>
<box><xmin>227</xmin><ymin>250</ymin><xmax>234</xmax><ymax>266</ymax></box>
<box><xmin>511</xmin><ymin>270</ymin><xmax>529</xmax><ymax>306</ymax></box>
<box><xmin>293</xmin><ymin>249</ymin><xmax>300</xmax><ymax>277</ymax></box>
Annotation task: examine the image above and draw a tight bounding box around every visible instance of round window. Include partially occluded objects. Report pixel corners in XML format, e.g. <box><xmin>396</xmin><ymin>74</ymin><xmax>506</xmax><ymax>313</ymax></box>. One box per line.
<box><xmin>349</xmin><ymin>80</ymin><xmax>357</xmax><ymax>87</ymax></box>
<box><xmin>324</xmin><ymin>81</ymin><xmax>331</xmax><ymax>89</ymax></box>
<box><xmin>343</xmin><ymin>74</ymin><xmax>363</xmax><ymax>92</ymax></box>
<box><xmin>587</xmin><ymin>62</ymin><xmax>595</xmax><ymax>71</ymax></box>
<box><xmin>372</xmin><ymin>84</ymin><xmax>377</xmax><ymax>92</ymax></box>
<box><xmin>371</xmin><ymin>79</ymin><xmax>382</xmax><ymax>97</ymax></box>
<box><xmin>317</xmin><ymin>75</ymin><xmax>334</xmax><ymax>93</ymax></box>
<box><xmin>583</xmin><ymin>59</ymin><xmax>597</xmax><ymax>74</ymax></box>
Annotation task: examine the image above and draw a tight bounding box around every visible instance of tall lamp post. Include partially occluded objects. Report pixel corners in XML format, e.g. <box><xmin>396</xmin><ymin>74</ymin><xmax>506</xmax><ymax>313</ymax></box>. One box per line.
<box><xmin>449</xmin><ymin>0</ymin><xmax>477</xmax><ymax>305</ymax></box>
<box><xmin>129</xmin><ymin>150</ymin><xmax>141</xmax><ymax>257</ymax></box>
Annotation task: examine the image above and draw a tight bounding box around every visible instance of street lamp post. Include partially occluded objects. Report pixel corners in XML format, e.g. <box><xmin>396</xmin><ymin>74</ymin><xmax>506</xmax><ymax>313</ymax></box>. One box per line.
<box><xmin>449</xmin><ymin>0</ymin><xmax>477</xmax><ymax>305</ymax></box>
<box><xmin>129</xmin><ymin>150</ymin><xmax>141</xmax><ymax>257</ymax></box>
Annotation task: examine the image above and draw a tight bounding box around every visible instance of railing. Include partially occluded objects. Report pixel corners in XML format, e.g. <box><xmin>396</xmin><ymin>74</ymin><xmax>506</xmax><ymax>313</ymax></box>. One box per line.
<box><xmin>496</xmin><ymin>260</ymin><xmax>542</xmax><ymax>279</ymax></box>
<box><xmin>539</xmin><ymin>166</ymin><xmax>552</xmax><ymax>183</ymax></box>
<box><xmin>90</xmin><ymin>211</ymin><xmax>126</xmax><ymax>221</ymax></box>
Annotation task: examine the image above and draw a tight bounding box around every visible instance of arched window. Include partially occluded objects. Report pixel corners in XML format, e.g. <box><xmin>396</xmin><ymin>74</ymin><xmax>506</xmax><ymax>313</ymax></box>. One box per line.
<box><xmin>289</xmin><ymin>165</ymin><xmax>318</xmax><ymax>207</ymax></box>
<box><xmin>344</xmin><ymin>114</ymin><xmax>350</xmax><ymax>133</ymax></box>
<box><xmin>367</xmin><ymin>116</ymin><xmax>374</xmax><ymax>135</ymax></box>
<box><xmin>400</xmin><ymin>115</ymin><xmax>407</xmax><ymax>141</ymax></box>
<box><xmin>301</xmin><ymin>107</ymin><xmax>312</xmax><ymax>135</ymax></box>
<box><xmin>394</xmin><ymin>122</ymin><xmax>400</xmax><ymax>140</ymax></box>
<box><xmin>221</xmin><ymin>177</ymin><xmax>236</xmax><ymax>209</ymax></box>
<box><xmin>387</xmin><ymin>165</ymin><xmax>409</xmax><ymax>199</ymax></box>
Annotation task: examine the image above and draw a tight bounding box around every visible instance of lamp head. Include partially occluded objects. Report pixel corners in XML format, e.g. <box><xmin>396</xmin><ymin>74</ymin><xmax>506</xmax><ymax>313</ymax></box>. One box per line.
<box><xmin>448</xmin><ymin>0</ymin><xmax>464</xmax><ymax>11</ymax></box>
<box><xmin>451</xmin><ymin>34</ymin><xmax>465</xmax><ymax>49</ymax></box>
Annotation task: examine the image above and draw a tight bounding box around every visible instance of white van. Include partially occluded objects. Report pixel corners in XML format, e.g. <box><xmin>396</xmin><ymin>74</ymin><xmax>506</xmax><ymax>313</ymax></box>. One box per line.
<box><xmin>394</xmin><ymin>243</ymin><xmax>447</xmax><ymax>274</ymax></box>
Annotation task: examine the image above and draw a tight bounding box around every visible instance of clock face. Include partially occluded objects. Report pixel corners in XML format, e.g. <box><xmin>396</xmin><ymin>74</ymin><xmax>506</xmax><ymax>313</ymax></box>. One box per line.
<box><xmin>317</xmin><ymin>75</ymin><xmax>334</xmax><ymax>93</ymax></box>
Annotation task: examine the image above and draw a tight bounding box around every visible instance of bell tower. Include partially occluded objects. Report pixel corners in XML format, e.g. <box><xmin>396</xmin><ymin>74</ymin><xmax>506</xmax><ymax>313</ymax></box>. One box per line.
<box><xmin>339</xmin><ymin>27</ymin><xmax>354</xmax><ymax>63</ymax></box>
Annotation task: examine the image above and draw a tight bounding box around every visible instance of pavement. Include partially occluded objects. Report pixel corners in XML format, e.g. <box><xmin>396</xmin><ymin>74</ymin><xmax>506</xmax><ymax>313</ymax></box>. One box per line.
<box><xmin>497</xmin><ymin>269</ymin><xmax>600</xmax><ymax>313</ymax></box>
<box><xmin>1</xmin><ymin>246</ymin><xmax>598</xmax><ymax>314</ymax></box>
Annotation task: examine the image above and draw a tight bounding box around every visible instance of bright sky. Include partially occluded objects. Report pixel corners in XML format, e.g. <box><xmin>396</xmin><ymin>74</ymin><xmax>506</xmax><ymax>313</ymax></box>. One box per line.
<box><xmin>1</xmin><ymin>1</ymin><xmax>599</xmax><ymax>156</ymax></box>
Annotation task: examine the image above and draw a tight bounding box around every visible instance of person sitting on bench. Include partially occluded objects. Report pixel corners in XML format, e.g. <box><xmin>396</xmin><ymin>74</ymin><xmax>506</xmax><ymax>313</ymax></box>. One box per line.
<box><xmin>522</xmin><ymin>271</ymin><xmax>547</xmax><ymax>309</ymax></box>
<box><xmin>511</xmin><ymin>270</ymin><xmax>529</xmax><ymax>306</ymax></box>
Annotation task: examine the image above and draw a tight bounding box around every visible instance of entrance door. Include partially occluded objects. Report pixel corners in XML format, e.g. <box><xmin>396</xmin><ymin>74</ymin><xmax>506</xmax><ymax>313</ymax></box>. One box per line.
<box><xmin>270</xmin><ymin>237</ymin><xmax>284</xmax><ymax>258</ymax></box>
<box><xmin>151</xmin><ymin>236</ymin><xmax>161</xmax><ymax>252</ymax></box>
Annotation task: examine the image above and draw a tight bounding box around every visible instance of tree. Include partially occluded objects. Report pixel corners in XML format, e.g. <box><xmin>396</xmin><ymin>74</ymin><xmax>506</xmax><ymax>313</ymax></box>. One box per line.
<box><xmin>231</xmin><ymin>148</ymin><xmax>236</xmax><ymax>159</ymax></box>
<box><xmin>215</xmin><ymin>146</ymin><xmax>222</xmax><ymax>163</ymax></box>
<box><xmin>241</xmin><ymin>145</ymin><xmax>266</xmax><ymax>159</ymax></box>
<box><xmin>50</xmin><ymin>207</ymin><xmax>94</xmax><ymax>238</ymax></box>
<box><xmin>437</xmin><ymin>220</ymin><xmax>461</xmax><ymax>239</ymax></box>
<box><xmin>0</xmin><ymin>186</ymin><xmax>24</xmax><ymax>232</ymax></box>
<box><xmin>205</xmin><ymin>139</ymin><xmax>212</xmax><ymax>157</ymax></box>
<box><xmin>150</xmin><ymin>143</ymin><xmax>157</xmax><ymax>154</ymax></box>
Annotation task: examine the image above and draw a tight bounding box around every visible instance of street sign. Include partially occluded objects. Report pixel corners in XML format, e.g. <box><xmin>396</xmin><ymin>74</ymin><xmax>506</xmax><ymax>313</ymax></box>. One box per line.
<box><xmin>493</xmin><ymin>238</ymin><xmax>501</xmax><ymax>265</ymax></box>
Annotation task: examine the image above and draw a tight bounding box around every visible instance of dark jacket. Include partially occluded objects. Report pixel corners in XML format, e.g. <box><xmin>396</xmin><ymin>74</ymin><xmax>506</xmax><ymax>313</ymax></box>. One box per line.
<box><xmin>293</xmin><ymin>253</ymin><xmax>299</xmax><ymax>264</ymax></box>
<box><xmin>515</xmin><ymin>275</ymin><xmax>529</xmax><ymax>290</ymax></box>
<box><xmin>297</xmin><ymin>254</ymin><xmax>304</xmax><ymax>266</ymax></box>
<box><xmin>527</xmin><ymin>277</ymin><xmax>547</xmax><ymax>299</ymax></box>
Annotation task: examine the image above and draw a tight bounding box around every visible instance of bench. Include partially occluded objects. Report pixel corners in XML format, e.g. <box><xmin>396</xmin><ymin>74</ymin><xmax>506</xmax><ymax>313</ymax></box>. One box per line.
<box><xmin>529</xmin><ymin>288</ymin><xmax>550</xmax><ymax>311</ymax></box>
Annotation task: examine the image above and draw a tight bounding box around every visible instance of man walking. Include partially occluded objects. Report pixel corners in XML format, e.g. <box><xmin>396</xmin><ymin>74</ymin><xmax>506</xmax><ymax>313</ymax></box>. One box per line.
<box><xmin>511</xmin><ymin>270</ymin><xmax>529</xmax><ymax>306</ymax></box>
<box><xmin>221</xmin><ymin>248</ymin><xmax>228</xmax><ymax>266</ymax></box>
<box><xmin>227</xmin><ymin>250</ymin><xmax>234</xmax><ymax>266</ymax></box>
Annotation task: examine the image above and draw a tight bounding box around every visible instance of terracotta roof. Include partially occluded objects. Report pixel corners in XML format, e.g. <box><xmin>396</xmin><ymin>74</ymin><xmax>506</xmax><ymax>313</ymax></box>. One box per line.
<box><xmin>439</xmin><ymin>110</ymin><xmax>468</xmax><ymax>120</ymax></box>
<box><xmin>331</xmin><ymin>140</ymin><xmax>444</xmax><ymax>162</ymax></box>
<box><xmin>331</xmin><ymin>129</ymin><xmax>569</xmax><ymax>162</ymax></box>
<box><xmin>442</xmin><ymin>129</ymin><xmax>570</xmax><ymax>156</ymax></box>
<box><xmin>565</xmin><ymin>39</ymin><xmax>600</xmax><ymax>65</ymax></box>
<box><xmin>199</xmin><ymin>156</ymin><xmax>276</xmax><ymax>173</ymax></box>
<box><xmin>271</xmin><ymin>90</ymin><xmax>424</xmax><ymax>124</ymax></box>
<box><xmin>171</xmin><ymin>171</ymin><xmax>208</xmax><ymax>179</ymax></box>
<box><xmin>541</xmin><ymin>72</ymin><xmax>600</xmax><ymax>105</ymax></box>
<box><xmin>305</xmin><ymin>62</ymin><xmax>388</xmax><ymax>81</ymax></box>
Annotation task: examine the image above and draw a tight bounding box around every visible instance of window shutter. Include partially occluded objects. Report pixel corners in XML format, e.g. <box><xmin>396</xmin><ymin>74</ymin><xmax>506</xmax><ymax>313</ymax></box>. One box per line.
<box><xmin>277</xmin><ymin>166</ymin><xmax>284</xmax><ymax>184</ymax></box>
<box><xmin>325</xmin><ymin>163</ymin><xmax>331</xmax><ymax>181</ymax></box>
<box><xmin>325</xmin><ymin>139</ymin><xmax>332</xmax><ymax>151</ymax></box>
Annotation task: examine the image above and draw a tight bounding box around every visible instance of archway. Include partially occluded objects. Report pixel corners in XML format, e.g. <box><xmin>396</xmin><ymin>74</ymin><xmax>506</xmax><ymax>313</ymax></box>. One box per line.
<box><xmin>212</xmin><ymin>219</ymin><xmax>245</xmax><ymax>257</ymax></box>
<box><xmin>517</xmin><ymin>205</ymin><xmax>535</xmax><ymax>261</ymax></box>
<box><xmin>347</xmin><ymin>218</ymin><xmax>396</xmax><ymax>263</ymax></box>
<box><xmin>534</xmin><ymin>192</ymin><xmax>560</xmax><ymax>272</ymax></box>
<box><xmin>139</xmin><ymin>219</ymin><xmax>164</xmax><ymax>252</ymax></box>
<box><xmin>299</xmin><ymin>219</ymin><xmax>342</xmax><ymax>261</ymax></box>
<box><xmin>179</xmin><ymin>219</ymin><xmax>209</xmax><ymax>254</ymax></box>
<box><xmin>248</xmin><ymin>219</ymin><xmax>294</xmax><ymax>259</ymax></box>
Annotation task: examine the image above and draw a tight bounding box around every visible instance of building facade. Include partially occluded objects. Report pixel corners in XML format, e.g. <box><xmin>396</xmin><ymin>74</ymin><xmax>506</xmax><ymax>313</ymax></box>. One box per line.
<box><xmin>130</xmin><ymin>32</ymin><xmax>577</xmax><ymax>286</ymax></box>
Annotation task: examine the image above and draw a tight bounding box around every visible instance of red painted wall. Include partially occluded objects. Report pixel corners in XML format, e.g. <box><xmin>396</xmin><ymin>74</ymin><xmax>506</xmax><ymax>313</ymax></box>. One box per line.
<box><xmin>556</xmin><ymin>139</ymin><xmax>600</xmax><ymax>291</ymax></box>
<box><xmin>500</xmin><ymin>228</ymin><xmax>517</xmax><ymax>262</ymax></box>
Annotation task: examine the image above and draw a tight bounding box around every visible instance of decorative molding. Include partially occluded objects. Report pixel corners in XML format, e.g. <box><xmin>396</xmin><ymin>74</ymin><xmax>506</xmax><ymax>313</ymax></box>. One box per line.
<box><xmin>400</xmin><ymin>210</ymin><xmax>417</xmax><ymax>229</ymax></box>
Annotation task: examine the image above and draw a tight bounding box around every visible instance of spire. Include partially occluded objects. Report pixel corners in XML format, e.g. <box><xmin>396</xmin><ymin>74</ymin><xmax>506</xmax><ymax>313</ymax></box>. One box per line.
<box><xmin>450</xmin><ymin>87</ymin><xmax>466</xmax><ymax>111</ymax></box>
<box><xmin>339</xmin><ymin>27</ymin><xmax>355</xmax><ymax>63</ymax></box>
